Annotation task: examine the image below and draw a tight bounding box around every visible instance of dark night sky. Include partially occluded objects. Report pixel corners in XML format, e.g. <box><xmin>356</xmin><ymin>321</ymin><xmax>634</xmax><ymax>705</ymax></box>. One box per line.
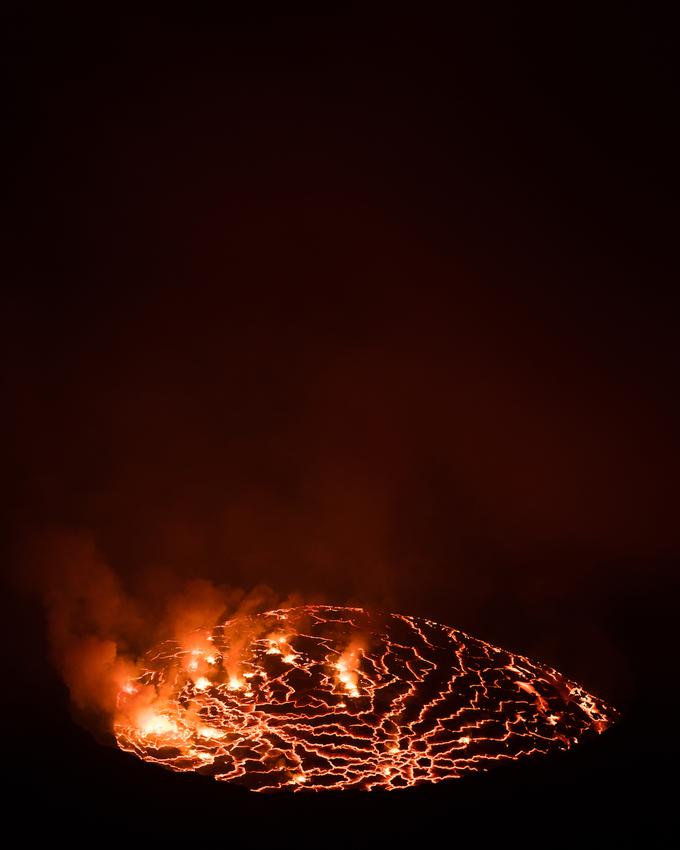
<box><xmin>2</xmin><ymin>6</ymin><xmax>679</xmax><ymax>842</ymax></box>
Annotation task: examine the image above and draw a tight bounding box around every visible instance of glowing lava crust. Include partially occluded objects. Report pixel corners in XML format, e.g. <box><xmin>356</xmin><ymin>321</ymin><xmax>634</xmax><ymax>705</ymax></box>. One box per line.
<box><xmin>115</xmin><ymin>605</ymin><xmax>616</xmax><ymax>791</ymax></box>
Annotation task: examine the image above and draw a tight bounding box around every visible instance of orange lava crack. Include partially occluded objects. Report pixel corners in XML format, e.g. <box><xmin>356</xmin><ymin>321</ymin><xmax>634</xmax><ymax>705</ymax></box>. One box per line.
<box><xmin>114</xmin><ymin>605</ymin><xmax>617</xmax><ymax>791</ymax></box>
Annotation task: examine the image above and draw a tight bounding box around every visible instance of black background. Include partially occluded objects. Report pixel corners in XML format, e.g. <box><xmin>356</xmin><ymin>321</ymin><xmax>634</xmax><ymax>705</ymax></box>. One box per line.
<box><xmin>2</xmin><ymin>6</ymin><xmax>678</xmax><ymax>844</ymax></box>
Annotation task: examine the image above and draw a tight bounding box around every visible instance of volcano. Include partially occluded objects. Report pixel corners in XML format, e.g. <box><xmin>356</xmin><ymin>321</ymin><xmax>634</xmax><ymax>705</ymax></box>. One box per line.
<box><xmin>114</xmin><ymin>605</ymin><xmax>616</xmax><ymax>791</ymax></box>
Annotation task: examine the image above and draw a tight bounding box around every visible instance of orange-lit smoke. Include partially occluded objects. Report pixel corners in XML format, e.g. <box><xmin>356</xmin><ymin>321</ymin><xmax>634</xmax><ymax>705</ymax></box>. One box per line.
<box><xmin>23</xmin><ymin>530</ymin><xmax>302</xmax><ymax>736</ymax></box>
<box><xmin>31</xmin><ymin>533</ymin><xmax>143</xmax><ymax>724</ymax></box>
<box><xmin>333</xmin><ymin>638</ymin><xmax>366</xmax><ymax>699</ymax></box>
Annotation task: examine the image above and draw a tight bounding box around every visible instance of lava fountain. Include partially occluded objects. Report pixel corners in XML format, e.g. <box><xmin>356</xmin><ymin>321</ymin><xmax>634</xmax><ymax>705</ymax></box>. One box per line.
<box><xmin>114</xmin><ymin>605</ymin><xmax>617</xmax><ymax>791</ymax></box>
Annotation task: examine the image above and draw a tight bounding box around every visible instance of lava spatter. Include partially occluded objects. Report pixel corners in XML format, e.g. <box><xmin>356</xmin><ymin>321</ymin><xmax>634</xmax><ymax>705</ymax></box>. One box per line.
<box><xmin>114</xmin><ymin>605</ymin><xmax>617</xmax><ymax>791</ymax></box>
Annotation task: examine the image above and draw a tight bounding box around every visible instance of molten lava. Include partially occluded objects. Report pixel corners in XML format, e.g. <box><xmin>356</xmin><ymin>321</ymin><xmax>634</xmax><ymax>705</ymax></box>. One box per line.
<box><xmin>114</xmin><ymin>605</ymin><xmax>616</xmax><ymax>791</ymax></box>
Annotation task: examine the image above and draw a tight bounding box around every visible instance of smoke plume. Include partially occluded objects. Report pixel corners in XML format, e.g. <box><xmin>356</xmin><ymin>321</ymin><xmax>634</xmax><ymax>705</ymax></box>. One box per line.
<box><xmin>20</xmin><ymin>529</ymin><xmax>303</xmax><ymax>735</ymax></box>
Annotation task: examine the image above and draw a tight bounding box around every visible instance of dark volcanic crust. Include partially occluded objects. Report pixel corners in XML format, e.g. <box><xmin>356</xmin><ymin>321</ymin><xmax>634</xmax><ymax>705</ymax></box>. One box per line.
<box><xmin>115</xmin><ymin>605</ymin><xmax>616</xmax><ymax>791</ymax></box>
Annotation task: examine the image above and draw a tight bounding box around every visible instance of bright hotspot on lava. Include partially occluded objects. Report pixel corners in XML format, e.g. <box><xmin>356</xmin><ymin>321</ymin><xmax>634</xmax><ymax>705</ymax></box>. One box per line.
<box><xmin>115</xmin><ymin>605</ymin><xmax>616</xmax><ymax>791</ymax></box>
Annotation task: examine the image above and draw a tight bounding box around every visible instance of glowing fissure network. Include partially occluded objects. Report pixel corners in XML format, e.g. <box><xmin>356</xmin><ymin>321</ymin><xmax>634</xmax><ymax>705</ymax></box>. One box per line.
<box><xmin>114</xmin><ymin>605</ymin><xmax>616</xmax><ymax>791</ymax></box>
